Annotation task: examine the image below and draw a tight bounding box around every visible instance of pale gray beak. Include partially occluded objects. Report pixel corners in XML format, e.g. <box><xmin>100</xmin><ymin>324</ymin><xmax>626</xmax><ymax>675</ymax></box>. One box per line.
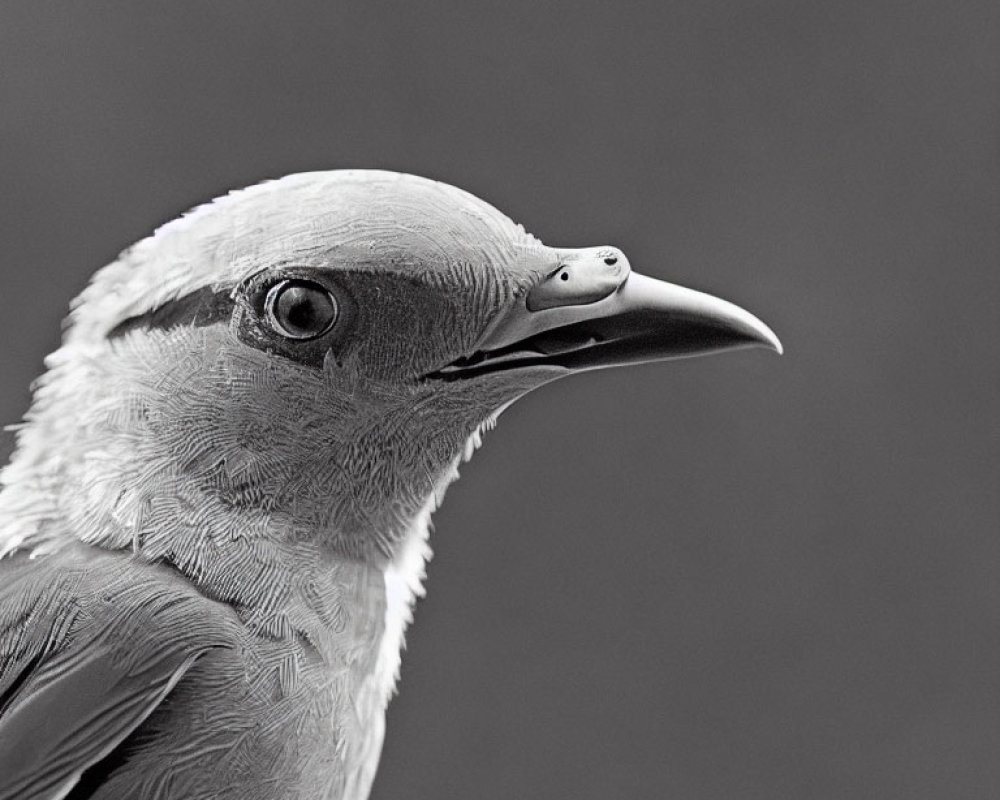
<box><xmin>428</xmin><ymin>248</ymin><xmax>781</xmax><ymax>380</ymax></box>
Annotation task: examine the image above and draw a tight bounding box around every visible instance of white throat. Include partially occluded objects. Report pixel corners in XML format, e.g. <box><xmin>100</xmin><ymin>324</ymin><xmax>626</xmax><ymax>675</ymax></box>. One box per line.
<box><xmin>372</xmin><ymin>415</ymin><xmax>497</xmax><ymax>703</ymax></box>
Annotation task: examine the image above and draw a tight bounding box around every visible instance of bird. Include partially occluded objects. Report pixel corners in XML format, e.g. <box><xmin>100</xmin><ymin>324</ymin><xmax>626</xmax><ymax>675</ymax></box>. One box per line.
<box><xmin>0</xmin><ymin>170</ymin><xmax>780</xmax><ymax>800</ymax></box>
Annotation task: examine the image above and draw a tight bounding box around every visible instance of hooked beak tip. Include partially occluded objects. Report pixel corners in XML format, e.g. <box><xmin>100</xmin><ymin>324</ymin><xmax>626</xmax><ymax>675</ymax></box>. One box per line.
<box><xmin>743</xmin><ymin>315</ymin><xmax>783</xmax><ymax>356</ymax></box>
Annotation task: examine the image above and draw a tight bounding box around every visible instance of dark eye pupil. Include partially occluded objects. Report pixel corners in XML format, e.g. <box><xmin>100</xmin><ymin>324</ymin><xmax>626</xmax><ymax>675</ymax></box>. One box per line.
<box><xmin>269</xmin><ymin>281</ymin><xmax>337</xmax><ymax>339</ymax></box>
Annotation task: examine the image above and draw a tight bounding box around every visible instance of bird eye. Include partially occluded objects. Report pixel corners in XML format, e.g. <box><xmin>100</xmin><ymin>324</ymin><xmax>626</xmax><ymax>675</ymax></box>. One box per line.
<box><xmin>265</xmin><ymin>280</ymin><xmax>338</xmax><ymax>340</ymax></box>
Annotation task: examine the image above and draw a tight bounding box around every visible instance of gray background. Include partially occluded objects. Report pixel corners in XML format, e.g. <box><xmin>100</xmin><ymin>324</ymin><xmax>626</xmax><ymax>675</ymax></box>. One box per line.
<box><xmin>1</xmin><ymin>2</ymin><xmax>998</xmax><ymax>798</ymax></box>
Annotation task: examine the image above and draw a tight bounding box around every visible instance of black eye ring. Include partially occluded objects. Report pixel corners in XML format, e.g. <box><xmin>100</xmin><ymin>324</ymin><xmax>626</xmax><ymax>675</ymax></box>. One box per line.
<box><xmin>265</xmin><ymin>279</ymin><xmax>338</xmax><ymax>340</ymax></box>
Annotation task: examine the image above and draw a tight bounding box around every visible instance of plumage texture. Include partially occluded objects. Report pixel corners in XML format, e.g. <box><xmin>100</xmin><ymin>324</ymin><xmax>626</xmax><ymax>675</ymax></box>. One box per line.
<box><xmin>0</xmin><ymin>543</ymin><xmax>396</xmax><ymax>800</ymax></box>
<box><xmin>0</xmin><ymin>169</ymin><xmax>776</xmax><ymax>799</ymax></box>
<box><xmin>0</xmin><ymin>171</ymin><xmax>557</xmax><ymax>799</ymax></box>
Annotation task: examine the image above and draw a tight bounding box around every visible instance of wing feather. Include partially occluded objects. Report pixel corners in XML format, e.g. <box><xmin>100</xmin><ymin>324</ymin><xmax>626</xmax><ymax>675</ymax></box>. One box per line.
<box><xmin>0</xmin><ymin>548</ymin><xmax>233</xmax><ymax>800</ymax></box>
<box><xmin>0</xmin><ymin>637</ymin><xmax>208</xmax><ymax>800</ymax></box>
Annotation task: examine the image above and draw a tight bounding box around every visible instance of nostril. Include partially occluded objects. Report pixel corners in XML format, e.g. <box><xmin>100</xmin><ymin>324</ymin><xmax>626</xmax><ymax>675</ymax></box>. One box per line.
<box><xmin>604</xmin><ymin>257</ymin><xmax>618</xmax><ymax>265</ymax></box>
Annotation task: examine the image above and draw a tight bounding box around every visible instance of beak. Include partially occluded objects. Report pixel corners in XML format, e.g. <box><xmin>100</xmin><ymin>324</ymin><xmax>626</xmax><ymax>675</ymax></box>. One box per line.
<box><xmin>427</xmin><ymin>248</ymin><xmax>781</xmax><ymax>381</ymax></box>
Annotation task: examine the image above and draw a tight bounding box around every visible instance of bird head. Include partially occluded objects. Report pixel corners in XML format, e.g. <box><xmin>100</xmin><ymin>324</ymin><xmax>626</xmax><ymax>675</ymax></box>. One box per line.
<box><xmin>0</xmin><ymin>171</ymin><xmax>780</xmax><ymax>571</ymax></box>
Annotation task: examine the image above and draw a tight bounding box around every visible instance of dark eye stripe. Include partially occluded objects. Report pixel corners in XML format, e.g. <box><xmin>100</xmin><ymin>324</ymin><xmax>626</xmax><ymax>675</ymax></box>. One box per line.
<box><xmin>106</xmin><ymin>287</ymin><xmax>235</xmax><ymax>340</ymax></box>
<box><xmin>105</xmin><ymin>271</ymin><xmax>355</xmax><ymax>372</ymax></box>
